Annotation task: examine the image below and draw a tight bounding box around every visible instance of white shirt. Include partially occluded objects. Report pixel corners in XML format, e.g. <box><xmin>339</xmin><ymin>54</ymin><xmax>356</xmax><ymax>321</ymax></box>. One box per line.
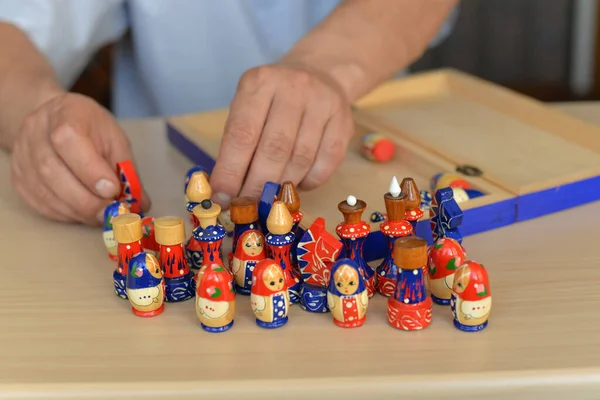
<box><xmin>0</xmin><ymin>0</ymin><xmax>458</xmax><ymax>118</ymax></box>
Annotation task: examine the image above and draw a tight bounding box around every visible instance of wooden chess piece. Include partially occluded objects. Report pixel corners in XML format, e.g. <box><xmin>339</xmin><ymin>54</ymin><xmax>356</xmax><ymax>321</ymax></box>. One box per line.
<box><xmin>192</xmin><ymin>199</ymin><xmax>226</xmax><ymax>269</ymax></box>
<box><xmin>102</xmin><ymin>201</ymin><xmax>130</xmax><ymax>261</ymax></box>
<box><xmin>229</xmin><ymin>197</ymin><xmax>266</xmax><ymax>295</ymax></box>
<box><xmin>184</xmin><ymin>166</ymin><xmax>205</xmax><ymax>207</ymax></box>
<box><xmin>327</xmin><ymin>259</ymin><xmax>369</xmax><ymax>328</ymax></box>
<box><xmin>196</xmin><ymin>263</ymin><xmax>236</xmax><ymax>332</ymax></box>
<box><xmin>297</xmin><ymin>217</ymin><xmax>342</xmax><ymax>313</ymax></box>
<box><xmin>277</xmin><ymin>181</ymin><xmax>303</xmax><ymax>272</ymax></box>
<box><xmin>400</xmin><ymin>177</ymin><xmax>424</xmax><ymax>233</ymax></box>
<box><xmin>141</xmin><ymin>216</ymin><xmax>159</xmax><ymax>257</ymax></box>
<box><xmin>428</xmin><ymin>238</ymin><xmax>466</xmax><ymax>305</ymax></box>
<box><xmin>154</xmin><ymin>216</ymin><xmax>195</xmax><ymax>302</ymax></box>
<box><xmin>116</xmin><ymin>160</ymin><xmax>143</xmax><ymax>214</ymax></box>
<box><xmin>265</xmin><ymin>201</ymin><xmax>302</xmax><ymax>304</ymax></box>
<box><xmin>251</xmin><ymin>259</ymin><xmax>290</xmax><ymax>328</ymax></box>
<box><xmin>387</xmin><ymin>237</ymin><xmax>432</xmax><ymax>330</ymax></box>
<box><xmin>451</xmin><ymin>261</ymin><xmax>491</xmax><ymax>332</ymax></box>
<box><xmin>126</xmin><ymin>252</ymin><xmax>165</xmax><ymax>317</ymax></box>
<box><xmin>112</xmin><ymin>214</ymin><xmax>144</xmax><ymax>299</ymax></box>
<box><xmin>376</xmin><ymin>177</ymin><xmax>413</xmax><ymax>297</ymax></box>
<box><xmin>430</xmin><ymin>187</ymin><xmax>464</xmax><ymax>244</ymax></box>
<box><xmin>336</xmin><ymin>195</ymin><xmax>376</xmax><ymax>297</ymax></box>
<box><xmin>185</xmin><ymin>171</ymin><xmax>212</xmax><ymax>269</ymax></box>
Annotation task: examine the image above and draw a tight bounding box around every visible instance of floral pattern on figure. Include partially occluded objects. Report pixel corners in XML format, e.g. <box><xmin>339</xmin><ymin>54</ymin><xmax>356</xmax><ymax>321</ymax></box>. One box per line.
<box><xmin>451</xmin><ymin>261</ymin><xmax>492</xmax><ymax>332</ymax></box>
<box><xmin>126</xmin><ymin>252</ymin><xmax>165</xmax><ymax>317</ymax></box>
<box><xmin>112</xmin><ymin>214</ymin><xmax>145</xmax><ymax>300</ymax></box>
<box><xmin>428</xmin><ymin>238</ymin><xmax>466</xmax><ymax>305</ymax></box>
<box><xmin>196</xmin><ymin>264</ymin><xmax>236</xmax><ymax>332</ymax></box>
<box><xmin>327</xmin><ymin>259</ymin><xmax>369</xmax><ymax>328</ymax></box>
<box><xmin>251</xmin><ymin>259</ymin><xmax>290</xmax><ymax>328</ymax></box>
<box><xmin>387</xmin><ymin>237</ymin><xmax>432</xmax><ymax>331</ymax></box>
<box><xmin>231</xmin><ymin>230</ymin><xmax>266</xmax><ymax>294</ymax></box>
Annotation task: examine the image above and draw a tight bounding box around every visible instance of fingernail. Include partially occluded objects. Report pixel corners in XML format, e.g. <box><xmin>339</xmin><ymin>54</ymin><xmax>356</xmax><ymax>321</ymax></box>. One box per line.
<box><xmin>95</xmin><ymin>179</ymin><xmax>117</xmax><ymax>198</ymax></box>
<box><xmin>96</xmin><ymin>208</ymin><xmax>105</xmax><ymax>224</ymax></box>
<box><xmin>213</xmin><ymin>192</ymin><xmax>232</xmax><ymax>209</ymax></box>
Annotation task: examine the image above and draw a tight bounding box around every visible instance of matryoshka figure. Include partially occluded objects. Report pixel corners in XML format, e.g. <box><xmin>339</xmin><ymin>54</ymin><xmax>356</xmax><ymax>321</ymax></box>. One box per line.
<box><xmin>231</xmin><ymin>230</ymin><xmax>266</xmax><ymax>295</ymax></box>
<box><xmin>428</xmin><ymin>238</ymin><xmax>466</xmax><ymax>305</ymax></box>
<box><xmin>196</xmin><ymin>264</ymin><xmax>236</xmax><ymax>332</ymax></box>
<box><xmin>327</xmin><ymin>258</ymin><xmax>369</xmax><ymax>328</ymax></box>
<box><xmin>451</xmin><ymin>261</ymin><xmax>492</xmax><ymax>332</ymax></box>
<box><xmin>126</xmin><ymin>252</ymin><xmax>165</xmax><ymax>317</ymax></box>
<box><xmin>102</xmin><ymin>201</ymin><xmax>130</xmax><ymax>261</ymax></box>
<box><xmin>251</xmin><ymin>259</ymin><xmax>290</xmax><ymax>329</ymax></box>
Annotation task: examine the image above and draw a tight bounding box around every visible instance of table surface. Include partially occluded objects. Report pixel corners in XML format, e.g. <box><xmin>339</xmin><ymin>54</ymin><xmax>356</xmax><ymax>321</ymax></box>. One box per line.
<box><xmin>1</xmin><ymin>102</ymin><xmax>600</xmax><ymax>400</ymax></box>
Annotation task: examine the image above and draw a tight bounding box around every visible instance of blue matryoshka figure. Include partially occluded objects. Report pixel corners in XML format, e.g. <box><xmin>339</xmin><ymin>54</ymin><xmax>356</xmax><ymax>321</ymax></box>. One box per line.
<box><xmin>126</xmin><ymin>252</ymin><xmax>165</xmax><ymax>317</ymax></box>
<box><xmin>327</xmin><ymin>258</ymin><xmax>369</xmax><ymax>328</ymax></box>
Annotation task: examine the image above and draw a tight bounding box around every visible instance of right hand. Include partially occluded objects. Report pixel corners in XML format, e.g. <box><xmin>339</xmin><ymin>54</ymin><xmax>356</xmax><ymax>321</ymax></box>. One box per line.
<box><xmin>10</xmin><ymin>92</ymin><xmax>151</xmax><ymax>225</ymax></box>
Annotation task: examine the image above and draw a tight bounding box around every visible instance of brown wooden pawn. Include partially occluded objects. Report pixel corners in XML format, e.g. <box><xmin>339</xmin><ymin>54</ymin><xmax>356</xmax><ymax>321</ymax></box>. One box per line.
<box><xmin>401</xmin><ymin>177</ymin><xmax>424</xmax><ymax>233</ymax></box>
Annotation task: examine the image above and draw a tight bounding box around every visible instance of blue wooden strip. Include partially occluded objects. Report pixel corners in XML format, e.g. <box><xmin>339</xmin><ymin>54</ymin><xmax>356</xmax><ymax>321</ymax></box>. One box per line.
<box><xmin>259</xmin><ymin>182</ymin><xmax>282</xmax><ymax>235</ymax></box>
<box><xmin>516</xmin><ymin>174</ymin><xmax>600</xmax><ymax>221</ymax></box>
<box><xmin>166</xmin><ymin>123</ymin><xmax>216</xmax><ymax>172</ymax></box>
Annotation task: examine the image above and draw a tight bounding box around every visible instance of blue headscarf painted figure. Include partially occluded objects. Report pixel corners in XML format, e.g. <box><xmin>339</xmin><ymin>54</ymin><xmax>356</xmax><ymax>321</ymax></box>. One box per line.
<box><xmin>103</xmin><ymin>201</ymin><xmax>130</xmax><ymax>261</ymax></box>
<box><xmin>327</xmin><ymin>258</ymin><xmax>369</xmax><ymax>328</ymax></box>
<box><xmin>126</xmin><ymin>252</ymin><xmax>165</xmax><ymax>317</ymax></box>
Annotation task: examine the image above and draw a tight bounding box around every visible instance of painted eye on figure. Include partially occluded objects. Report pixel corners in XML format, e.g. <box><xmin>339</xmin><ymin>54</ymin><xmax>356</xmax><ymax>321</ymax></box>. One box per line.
<box><xmin>270</xmin><ymin>281</ymin><xmax>275</xmax><ymax>286</ymax></box>
<box><xmin>349</xmin><ymin>281</ymin><xmax>355</xmax><ymax>286</ymax></box>
<box><xmin>457</xmin><ymin>283</ymin><xmax>463</xmax><ymax>288</ymax></box>
<box><xmin>279</xmin><ymin>278</ymin><xmax>283</xmax><ymax>283</ymax></box>
<box><xmin>337</xmin><ymin>282</ymin><xmax>343</xmax><ymax>288</ymax></box>
<box><xmin>155</xmin><ymin>269</ymin><xmax>160</xmax><ymax>274</ymax></box>
<box><xmin>245</xmin><ymin>243</ymin><xmax>251</xmax><ymax>247</ymax></box>
<box><xmin>257</xmin><ymin>243</ymin><xmax>262</xmax><ymax>247</ymax></box>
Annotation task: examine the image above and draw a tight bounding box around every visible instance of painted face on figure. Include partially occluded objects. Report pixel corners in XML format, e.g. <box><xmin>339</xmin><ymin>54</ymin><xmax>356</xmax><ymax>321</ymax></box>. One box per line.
<box><xmin>262</xmin><ymin>263</ymin><xmax>285</xmax><ymax>292</ymax></box>
<box><xmin>334</xmin><ymin>265</ymin><xmax>359</xmax><ymax>295</ymax></box>
<box><xmin>453</xmin><ymin>265</ymin><xmax>471</xmax><ymax>294</ymax></box>
<box><xmin>242</xmin><ymin>232</ymin><xmax>264</xmax><ymax>257</ymax></box>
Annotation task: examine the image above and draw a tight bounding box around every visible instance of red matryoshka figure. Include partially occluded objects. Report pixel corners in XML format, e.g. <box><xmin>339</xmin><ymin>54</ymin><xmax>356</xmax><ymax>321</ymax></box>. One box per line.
<box><xmin>327</xmin><ymin>258</ymin><xmax>369</xmax><ymax>328</ymax></box>
<box><xmin>196</xmin><ymin>264</ymin><xmax>236</xmax><ymax>333</ymax></box>
<box><xmin>428</xmin><ymin>238</ymin><xmax>466</xmax><ymax>305</ymax></box>
<box><xmin>141</xmin><ymin>216</ymin><xmax>159</xmax><ymax>257</ymax></box>
<box><xmin>251</xmin><ymin>259</ymin><xmax>290</xmax><ymax>329</ymax></box>
<box><xmin>451</xmin><ymin>261</ymin><xmax>492</xmax><ymax>332</ymax></box>
<box><xmin>112</xmin><ymin>214</ymin><xmax>144</xmax><ymax>299</ymax></box>
<box><xmin>231</xmin><ymin>230</ymin><xmax>266</xmax><ymax>295</ymax></box>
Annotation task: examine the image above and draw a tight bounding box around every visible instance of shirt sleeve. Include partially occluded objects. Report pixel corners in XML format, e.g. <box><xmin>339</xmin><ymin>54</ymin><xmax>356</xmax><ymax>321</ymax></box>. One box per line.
<box><xmin>0</xmin><ymin>0</ymin><xmax>128</xmax><ymax>88</ymax></box>
<box><xmin>428</xmin><ymin>3</ymin><xmax>461</xmax><ymax>48</ymax></box>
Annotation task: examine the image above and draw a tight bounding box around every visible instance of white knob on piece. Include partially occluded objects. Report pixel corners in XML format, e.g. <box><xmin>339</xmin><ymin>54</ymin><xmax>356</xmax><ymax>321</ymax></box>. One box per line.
<box><xmin>389</xmin><ymin>176</ymin><xmax>401</xmax><ymax>197</ymax></box>
<box><xmin>346</xmin><ymin>195</ymin><xmax>357</xmax><ymax>206</ymax></box>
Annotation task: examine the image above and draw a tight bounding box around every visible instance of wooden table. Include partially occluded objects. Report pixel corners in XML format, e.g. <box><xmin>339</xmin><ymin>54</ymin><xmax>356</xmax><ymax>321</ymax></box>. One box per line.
<box><xmin>1</xmin><ymin>103</ymin><xmax>600</xmax><ymax>399</ymax></box>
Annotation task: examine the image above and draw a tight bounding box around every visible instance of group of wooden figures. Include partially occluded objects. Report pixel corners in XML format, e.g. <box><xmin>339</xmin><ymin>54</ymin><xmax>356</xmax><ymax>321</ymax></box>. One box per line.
<box><xmin>101</xmin><ymin>161</ymin><xmax>492</xmax><ymax>333</ymax></box>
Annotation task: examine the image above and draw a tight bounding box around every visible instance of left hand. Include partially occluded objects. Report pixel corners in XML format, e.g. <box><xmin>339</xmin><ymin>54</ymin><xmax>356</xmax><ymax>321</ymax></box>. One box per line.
<box><xmin>209</xmin><ymin>63</ymin><xmax>354</xmax><ymax>208</ymax></box>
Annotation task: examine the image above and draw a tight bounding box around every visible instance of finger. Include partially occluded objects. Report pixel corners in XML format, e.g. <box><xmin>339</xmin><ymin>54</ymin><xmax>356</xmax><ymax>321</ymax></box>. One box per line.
<box><xmin>209</xmin><ymin>70</ymin><xmax>275</xmax><ymax>207</ymax></box>
<box><xmin>239</xmin><ymin>93</ymin><xmax>304</xmax><ymax>200</ymax></box>
<box><xmin>50</xmin><ymin>124</ymin><xmax>120</xmax><ymax>199</ymax></box>
<box><xmin>298</xmin><ymin>107</ymin><xmax>354</xmax><ymax>190</ymax></box>
<box><xmin>34</xmin><ymin>142</ymin><xmax>107</xmax><ymax>225</ymax></box>
<box><xmin>11</xmin><ymin>141</ymin><xmax>73</xmax><ymax>222</ymax></box>
<box><xmin>279</xmin><ymin>103</ymin><xmax>328</xmax><ymax>185</ymax></box>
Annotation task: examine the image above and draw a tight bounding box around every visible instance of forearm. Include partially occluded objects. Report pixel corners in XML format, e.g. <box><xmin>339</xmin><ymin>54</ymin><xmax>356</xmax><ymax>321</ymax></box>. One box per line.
<box><xmin>0</xmin><ymin>22</ymin><xmax>64</xmax><ymax>152</ymax></box>
<box><xmin>281</xmin><ymin>0</ymin><xmax>458</xmax><ymax>101</ymax></box>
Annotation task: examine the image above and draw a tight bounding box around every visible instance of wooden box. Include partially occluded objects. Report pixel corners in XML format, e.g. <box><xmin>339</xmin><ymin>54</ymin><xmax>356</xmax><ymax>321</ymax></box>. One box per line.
<box><xmin>166</xmin><ymin>69</ymin><xmax>600</xmax><ymax>261</ymax></box>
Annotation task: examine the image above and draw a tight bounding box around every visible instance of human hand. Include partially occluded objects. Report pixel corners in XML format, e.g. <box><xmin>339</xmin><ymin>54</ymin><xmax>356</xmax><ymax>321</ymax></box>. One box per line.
<box><xmin>209</xmin><ymin>63</ymin><xmax>355</xmax><ymax>208</ymax></box>
<box><xmin>10</xmin><ymin>93</ymin><xmax>151</xmax><ymax>225</ymax></box>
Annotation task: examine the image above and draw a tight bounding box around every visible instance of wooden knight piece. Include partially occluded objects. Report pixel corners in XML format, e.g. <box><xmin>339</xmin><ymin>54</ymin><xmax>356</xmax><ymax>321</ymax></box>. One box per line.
<box><xmin>429</xmin><ymin>187</ymin><xmax>464</xmax><ymax>244</ymax></box>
